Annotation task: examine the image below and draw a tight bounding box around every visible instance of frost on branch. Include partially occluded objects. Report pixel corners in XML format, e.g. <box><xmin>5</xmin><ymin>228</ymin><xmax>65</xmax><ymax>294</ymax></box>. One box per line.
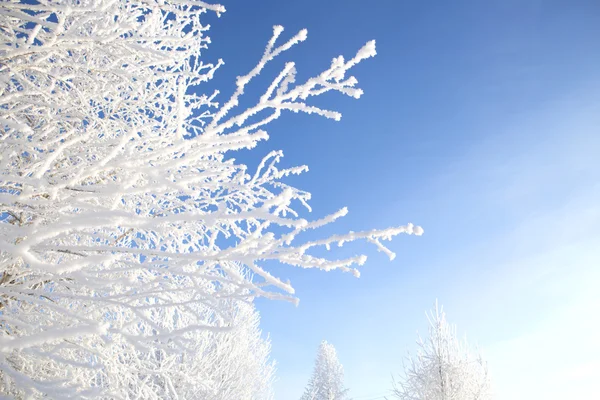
<box><xmin>0</xmin><ymin>0</ymin><xmax>421</xmax><ymax>396</ymax></box>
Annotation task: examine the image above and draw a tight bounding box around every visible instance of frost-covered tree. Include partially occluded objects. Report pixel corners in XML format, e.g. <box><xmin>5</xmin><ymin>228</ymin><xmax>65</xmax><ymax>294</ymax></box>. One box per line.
<box><xmin>161</xmin><ymin>301</ymin><xmax>275</xmax><ymax>400</ymax></box>
<box><xmin>391</xmin><ymin>303</ymin><xmax>492</xmax><ymax>400</ymax></box>
<box><xmin>0</xmin><ymin>0</ymin><xmax>422</xmax><ymax>397</ymax></box>
<box><xmin>301</xmin><ymin>340</ymin><xmax>349</xmax><ymax>400</ymax></box>
<box><xmin>0</xmin><ymin>290</ymin><xmax>274</xmax><ymax>399</ymax></box>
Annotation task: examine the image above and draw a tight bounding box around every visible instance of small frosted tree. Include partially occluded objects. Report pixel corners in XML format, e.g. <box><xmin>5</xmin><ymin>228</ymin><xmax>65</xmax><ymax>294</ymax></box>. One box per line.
<box><xmin>301</xmin><ymin>340</ymin><xmax>349</xmax><ymax>400</ymax></box>
<box><xmin>391</xmin><ymin>303</ymin><xmax>492</xmax><ymax>400</ymax></box>
<box><xmin>0</xmin><ymin>0</ymin><xmax>422</xmax><ymax>397</ymax></box>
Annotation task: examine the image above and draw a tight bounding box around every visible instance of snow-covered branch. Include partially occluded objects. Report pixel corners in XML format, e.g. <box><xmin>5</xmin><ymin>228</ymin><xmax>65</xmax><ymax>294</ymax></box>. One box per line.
<box><xmin>1</xmin><ymin>0</ymin><xmax>420</xmax><ymax>397</ymax></box>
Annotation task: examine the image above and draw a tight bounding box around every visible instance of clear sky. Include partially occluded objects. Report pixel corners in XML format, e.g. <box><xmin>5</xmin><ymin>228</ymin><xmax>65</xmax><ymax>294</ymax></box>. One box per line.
<box><xmin>204</xmin><ymin>1</ymin><xmax>600</xmax><ymax>399</ymax></box>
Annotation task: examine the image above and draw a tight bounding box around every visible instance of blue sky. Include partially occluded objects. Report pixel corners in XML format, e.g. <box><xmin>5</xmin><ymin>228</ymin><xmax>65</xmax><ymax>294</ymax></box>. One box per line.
<box><xmin>205</xmin><ymin>1</ymin><xmax>600</xmax><ymax>398</ymax></box>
